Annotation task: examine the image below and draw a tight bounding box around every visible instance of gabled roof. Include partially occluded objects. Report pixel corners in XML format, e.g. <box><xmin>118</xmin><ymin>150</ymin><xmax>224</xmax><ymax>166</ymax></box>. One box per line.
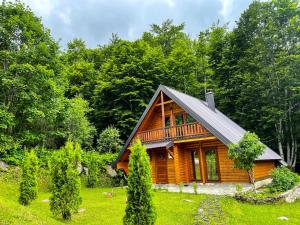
<box><xmin>113</xmin><ymin>85</ymin><xmax>282</xmax><ymax>167</ymax></box>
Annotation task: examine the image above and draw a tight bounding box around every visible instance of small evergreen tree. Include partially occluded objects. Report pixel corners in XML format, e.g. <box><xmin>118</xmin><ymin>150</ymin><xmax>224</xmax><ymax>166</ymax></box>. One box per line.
<box><xmin>19</xmin><ymin>149</ymin><xmax>38</xmax><ymax>205</ymax></box>
<box><xmin>50</xmin><ymin>141</ymin><xmax>82</xmax><ymax>220</ymax></box>
<box><xmin>123</xmin><ymin>139</ymin><xmax>156</xmax><ymax>225</ymax></box>
<box><xmin>97</xmin><ymin>126</ymin><xmax>123</xmax><ymax>153</ymax></box>
<box><xmin>86</xmin><ymin>152</ymin><xmax>99</xmax><ymax>188</ymax></box>
<box><xmin>228</xmin><ymin>132</ymin><xmax>265</xmax><ymax>186</ymax></box>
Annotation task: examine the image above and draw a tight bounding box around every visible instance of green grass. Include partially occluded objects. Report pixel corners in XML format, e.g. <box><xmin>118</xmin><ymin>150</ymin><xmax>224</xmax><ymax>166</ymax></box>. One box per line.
<box><xmin>1</xmin><ymin>171</ymin><xmax>300</xmax><ymax>225</ymax></box>
<box><xmin>0</xmin><ymin>176</ymin><xmax>202</xmax><ymax>225</ymax></box>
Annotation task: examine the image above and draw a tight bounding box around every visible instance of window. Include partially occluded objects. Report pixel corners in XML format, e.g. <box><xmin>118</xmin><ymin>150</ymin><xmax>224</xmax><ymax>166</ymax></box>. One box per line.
<box><xmin>175</xmin><ymin>113</ymin><xmax>184</xmax><ymax>125</ymax></box>
<box><xmin>165</xmin><ymin>116</ymin><xmax>170</xmax><ymax>127</ymax></box>
<box><xmin>186</xmin><ymin>114</ymin><xmax>196</xmax><ymax>124</ymax></box>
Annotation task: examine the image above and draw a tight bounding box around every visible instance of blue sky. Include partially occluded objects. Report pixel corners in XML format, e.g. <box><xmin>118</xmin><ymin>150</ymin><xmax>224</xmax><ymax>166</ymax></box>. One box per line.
<box><xmin>21</xmin><ymin>0</ymin><xmax>253</xmax><ymax>48</ymax></box>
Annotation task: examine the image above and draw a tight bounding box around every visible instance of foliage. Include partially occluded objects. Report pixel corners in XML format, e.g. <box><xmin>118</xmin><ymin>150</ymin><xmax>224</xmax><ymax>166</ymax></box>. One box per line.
<box><xmin>1</xmin><ymin>0</ymin><xmax>299</xmax><ymax>170</ymax></box>
<box><xmin>179</xmin><ymin>182</ymin><xmax>184</xmax><ymax>193</ymax></box>
<box><xmin>49</xmin><ymin>141</ymin><xmax>82</xmax><ymax>220</ymax></box>
<box><xmin>192</xmin><ymin>182</ymin><xmax>198</xmax><ymax>195</ymax></box>
<box><xmin>62</xmin><ymin>97</ymin><xmax>96</xmax><ymax>148</ymax></box>
<box><xmin>123</xmin><ymin>140</ymin><xmax>156</xmax><ymax>225</ymax></box>
<box><xmin>85</xmin><ymin>151</ymin><xmax>99</xmax><ymax>188</ymax></box>
<box><xmin>96</xmin><ymin>126</ymin><xmax>123</xmax><ymax>153</ymax></box>
<box><xmin>82</xmin><ymin>151</ymin><xmax>117</xmax><ymax>173</ymax></box>
<box><xmin>228</xmin><ymin>132</ymin><xmax>265</xmax><ymax>184</ymax></box>
<box><xmin>269</xmin><ymin>167</ymin><xmax>300</xmax><ymax>193</ymax></box>
<box><xmin>19</xmin><ymin>150</ymin><xmax>38</xmax><ymax>205</ymax></box>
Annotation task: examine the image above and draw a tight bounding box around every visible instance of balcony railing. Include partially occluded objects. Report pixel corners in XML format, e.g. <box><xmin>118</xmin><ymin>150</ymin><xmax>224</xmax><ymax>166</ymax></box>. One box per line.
<box><xmin>135</xmin><ymin>122</ymin><xmax>210</xmax><ymax>143</ymax></box>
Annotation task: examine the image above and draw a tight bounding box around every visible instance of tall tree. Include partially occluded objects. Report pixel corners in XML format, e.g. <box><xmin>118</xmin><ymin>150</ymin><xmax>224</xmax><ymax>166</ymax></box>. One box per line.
<box><xmin>123</xmin><ymin>140</ymin><xmax>156</xmax><ymax>225</ymax></box>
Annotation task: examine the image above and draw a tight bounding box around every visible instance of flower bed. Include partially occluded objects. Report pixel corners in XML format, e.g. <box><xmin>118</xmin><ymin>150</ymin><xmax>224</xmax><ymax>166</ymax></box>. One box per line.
<box><xmin>235</xmin><ymin>184</ymin><xmax>300</xmax><ymax>204</ymax></box>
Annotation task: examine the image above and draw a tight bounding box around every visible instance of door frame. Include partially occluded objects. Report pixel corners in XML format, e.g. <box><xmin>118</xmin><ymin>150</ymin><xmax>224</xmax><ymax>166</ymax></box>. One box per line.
<box><xmin>190</xmin><ymin>150</ymin><xmax>202</xmax><ymax>182</ymax></box>
<box><xmin>202</xmin><ymin>147</ymin><xmax>221</xmax><ymax>183</ymax></box>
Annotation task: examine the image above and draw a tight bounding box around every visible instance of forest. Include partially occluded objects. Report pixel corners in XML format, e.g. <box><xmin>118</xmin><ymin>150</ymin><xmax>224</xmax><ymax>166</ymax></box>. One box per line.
<box><xmin>0</xmin><ymin>0</ymin><xmax>299</xmax><ymax>169</ymax></box>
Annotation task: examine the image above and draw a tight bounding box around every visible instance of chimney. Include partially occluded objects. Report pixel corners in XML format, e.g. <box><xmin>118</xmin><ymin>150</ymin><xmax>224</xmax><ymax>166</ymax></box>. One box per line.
<box><xmin>205</xmin><ymin>90</ymin><xmax>215</xmax><ymax>111</ymax></box>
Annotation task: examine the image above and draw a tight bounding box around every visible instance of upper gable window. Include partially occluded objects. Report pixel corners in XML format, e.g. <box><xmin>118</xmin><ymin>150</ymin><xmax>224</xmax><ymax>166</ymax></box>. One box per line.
<box><xmin>186</xmin><ymin>114</ymin><xmax>196</xmax><ymax>124</ymax></box>
<box><xmin>175</xmin><ymin>113</ymin><xmax>184</xmax><ymax>126</ymax></box>
<box><xmin>165</xmin><ymin>116</ymin><xmax>171</xmax><ymax>128</ymax></box>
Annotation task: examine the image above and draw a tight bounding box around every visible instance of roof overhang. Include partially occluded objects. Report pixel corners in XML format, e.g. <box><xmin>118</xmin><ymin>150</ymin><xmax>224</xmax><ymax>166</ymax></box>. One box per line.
<box><xmin>144</xmin><ymin>141</ymin><xmax>173</xmax><ymax>150</ymax></box>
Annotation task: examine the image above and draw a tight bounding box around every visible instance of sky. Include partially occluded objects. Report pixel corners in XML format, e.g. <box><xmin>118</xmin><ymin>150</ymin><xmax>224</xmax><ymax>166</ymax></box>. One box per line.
<box><xmin>20</xmin><ymin>0</ymin><xmax>253</xmax><ymax>49</ymax></box>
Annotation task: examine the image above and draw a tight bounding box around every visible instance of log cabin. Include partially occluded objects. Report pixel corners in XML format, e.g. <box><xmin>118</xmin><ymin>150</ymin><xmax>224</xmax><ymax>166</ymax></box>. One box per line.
<box><xmin>113</xmin><ymin>85</ymin><xmax>282</xmax><ymax>184</ymax></box>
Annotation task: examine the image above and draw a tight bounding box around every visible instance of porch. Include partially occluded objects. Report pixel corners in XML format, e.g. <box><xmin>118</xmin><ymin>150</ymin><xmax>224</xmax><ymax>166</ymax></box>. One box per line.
<box><xmin>148</xmin><ymin>139</ymin><xmax>241</xmax><ymax>185</ymax></box>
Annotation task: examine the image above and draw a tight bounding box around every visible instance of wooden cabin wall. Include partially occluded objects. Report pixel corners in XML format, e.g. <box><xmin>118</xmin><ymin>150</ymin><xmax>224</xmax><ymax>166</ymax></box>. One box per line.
<box><xmin>117</xmin><ymin>162</ymin><xmax>128</xmax><ymax>174</ymax></box>
<box><xmin>253</xmin><ymin>161</ymin><xmax>275</xmax><ymax>180</ymax></box>
<box><xmin>203</xmin><ymin>140</ymin><xmax>250</xmax><ymax>182</ymax></box>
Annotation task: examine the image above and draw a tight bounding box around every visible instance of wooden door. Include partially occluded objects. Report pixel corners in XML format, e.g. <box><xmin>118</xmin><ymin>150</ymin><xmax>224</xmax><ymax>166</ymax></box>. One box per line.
<box><xmin>155</xmin><ymin>149</ymin><xmax>168</xmax><ymax>184</ymax></box>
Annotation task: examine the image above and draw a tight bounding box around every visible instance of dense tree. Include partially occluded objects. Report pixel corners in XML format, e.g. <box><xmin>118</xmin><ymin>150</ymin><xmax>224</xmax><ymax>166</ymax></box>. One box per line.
<box><xmin>218</xmin><ymin>0</ymin><xmax>300</xmax><ymax>168</ymax></box>
<box><xmin>97</xmin><ymin>126</ymin><xmax>123</xmax><ymax>153</ymax></box>
<box><xmin>1</xmin><ymin>1</ymin><xmax>299</xmax><ymax>168</ymax></box>
<box><xmin>19</xmin><ymin>149</ymin><xmax>38</xmax><ymax>205</ymax></box>
<box><xmin>123</xmin><ymin>140</ymin><xmax>156</xmax><ymax>225</ymax></box>
<box><xmin>0</xmin><ymin>2</ymin><xmax>96</xmax><ymax>154</ymax></box>
<box><xmin>50</xmin><ymin>141</ymin><xmax>82</xmax><ymax>220</ymax></box>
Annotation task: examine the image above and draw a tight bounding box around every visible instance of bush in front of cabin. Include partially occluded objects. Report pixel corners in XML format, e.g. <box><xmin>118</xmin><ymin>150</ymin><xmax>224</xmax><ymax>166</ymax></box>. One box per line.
<box><xmin>269</xmin><ymin>167</ymin><xmax>300</xmax><ymax>193</ymax></box>
<box><xmin>228</xmin><ymin>132</ymin><xmax>265</xmax><ymax>186</ymax></box>
<box><xmin>123</xmin><ymin>139</ymin><xmax>156</xmax><ymax>225</ymax></box>
<box><xmin>19</xmin><ymin>149</ymin><xmax>38</xmax><ymax>205</ymax></box>
<box><xmin>50</xmin><ymin>141</ymin><xmax>82</xmax><ymax>220</ymax></box>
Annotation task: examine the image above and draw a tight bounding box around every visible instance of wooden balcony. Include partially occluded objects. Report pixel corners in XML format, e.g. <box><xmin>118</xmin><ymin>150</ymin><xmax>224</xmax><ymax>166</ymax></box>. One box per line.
<box><xmin>135</xmin><ymin>122</ymin><xmax>210</xmax><ymax>143</ymax></box>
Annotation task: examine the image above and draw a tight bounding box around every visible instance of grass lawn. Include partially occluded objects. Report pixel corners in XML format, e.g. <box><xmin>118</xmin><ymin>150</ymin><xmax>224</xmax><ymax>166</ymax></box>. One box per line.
<box><xmin>1</xmin><ymin>173</ymin><xmax>300</xmax><ymax>225</ymax></box>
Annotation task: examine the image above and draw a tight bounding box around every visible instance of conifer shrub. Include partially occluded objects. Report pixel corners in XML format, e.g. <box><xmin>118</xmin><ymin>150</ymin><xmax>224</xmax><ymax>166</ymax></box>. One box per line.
<box><xmin>50</xmin><ymin>141</ymin><xmax>82</xmax><ymax>220</ymax></box>
<box><xmin>86</xmin><ymin>152</ymin><xmax>99</xmax><ymax>188</ymax></box>
<box><xmin>123</xmin><ymin>139</ymin><xmax>156</xmax><ymax>225</ymax></box>
<box><xmin>19</xmin><ymin>149</ymin><xmax>38</xmax><ymax>205</ymax></box>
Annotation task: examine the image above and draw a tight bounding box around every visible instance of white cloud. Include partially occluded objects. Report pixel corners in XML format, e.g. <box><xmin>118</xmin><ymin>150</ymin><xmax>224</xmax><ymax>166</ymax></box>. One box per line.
<box><xmin>58</xmin><ymin>8</ymin><xmax>71</xmax><ymax>26</ymax></box>
<box><xmin>21</xmin><ymin>0</ymin><xmax>56</xmax><ymax>18</ymax></box>
<box><xmin>218</xmin><ymin>0</ymin><xmax>233</xmax><ymax>18</ymax></box>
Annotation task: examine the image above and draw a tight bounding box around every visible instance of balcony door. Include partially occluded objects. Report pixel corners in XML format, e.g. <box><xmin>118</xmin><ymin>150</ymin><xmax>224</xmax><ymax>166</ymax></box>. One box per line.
<box><xmin>204</xmin><ymin>148</ymin><xmax>220</xmax><ymax>182</ymax></box>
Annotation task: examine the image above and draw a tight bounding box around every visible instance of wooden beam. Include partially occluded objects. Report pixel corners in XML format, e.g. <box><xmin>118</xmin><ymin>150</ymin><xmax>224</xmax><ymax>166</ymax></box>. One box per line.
<box><xmin>161</xmin><ymin>91</ymin><xmax>165</xmax><ymax>128</ymax></box>
<box><xmin>174</xmin><ymin>136</ymin><xmax>217</xmax><ymax>144</ymax></box>
<box><xmin>173</xmin><ymin>144</ymin><xmax>181</xmax><ymax>184</ymax></box>
<box><xmin>199</xmin><ymin>143</ymin><xmax>206</xmax><ymax>183</ymax></box>
<box><xmin>155</xmin><ymin>100</ymin><xmax>174</xmax><ymax>106</ymax></box>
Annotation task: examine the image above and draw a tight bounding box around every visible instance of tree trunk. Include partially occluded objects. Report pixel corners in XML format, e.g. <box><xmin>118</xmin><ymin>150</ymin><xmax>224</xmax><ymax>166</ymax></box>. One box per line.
<box><xmin>247</xmin><ymin>169</ymin><xmax>255</xmax><ymax>190</ymax></box>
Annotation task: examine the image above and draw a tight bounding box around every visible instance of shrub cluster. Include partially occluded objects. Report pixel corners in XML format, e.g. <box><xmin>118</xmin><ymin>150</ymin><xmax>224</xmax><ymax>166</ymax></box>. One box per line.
<box><xmin>269</xmin><ymin>167</ymin><xmax>300</xmax><ymax>193</ymax></box>
<box><xmin>19</xmin><ymin>150</ymin><xmax>38</xmax><ymax>205</ymax></box>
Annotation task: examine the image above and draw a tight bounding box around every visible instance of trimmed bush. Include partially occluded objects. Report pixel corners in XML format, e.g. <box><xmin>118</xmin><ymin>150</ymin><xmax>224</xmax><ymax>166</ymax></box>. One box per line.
<box><xmin>50</xmin><ymin>141</ymin><xmax>82</xmax><ymax>220</ymax></box>
<box><xmin>86</xmin><ymin>152</ymin><xmax>99</xmax><ymax>188</ymax></box>
<box><xmin>123</xmin><ymin>139</ymin><xmax>156</xmax><ymax>225</ymax></box>
<box><xmin>269</xmin><ymin>167</ymin><xmax>299</xmax><ymax>193</ymax></box>
<box><xmin>19</xmin><ymin>150</ymin><xmax>38</xmax><ymax>205</ymax></box>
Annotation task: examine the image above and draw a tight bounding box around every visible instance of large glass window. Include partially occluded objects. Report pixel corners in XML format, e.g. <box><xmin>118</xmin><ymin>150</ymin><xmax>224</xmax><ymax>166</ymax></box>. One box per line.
<box><xmin>165</xmin><ymin>116</ymin><xmax>170</xmax><ymax>127</ymax></box>
<box><xmin>205</xmin><ymin>149</ymin><xmax>219</xmax><ymax>181</ymax></box>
